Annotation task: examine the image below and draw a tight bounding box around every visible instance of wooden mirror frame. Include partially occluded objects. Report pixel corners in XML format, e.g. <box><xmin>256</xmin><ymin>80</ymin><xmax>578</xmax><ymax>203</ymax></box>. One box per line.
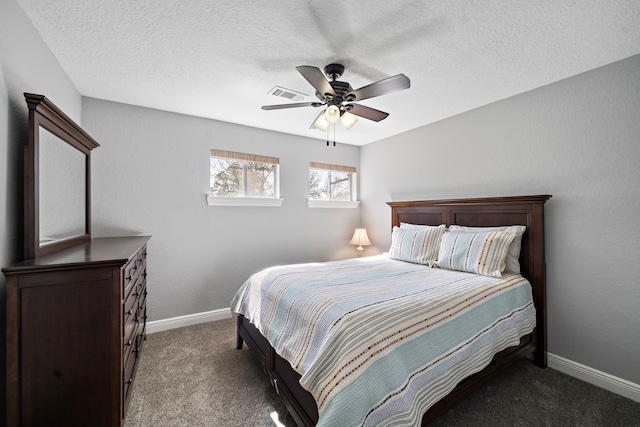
<box><xmin>24</xmin><ymin>93</ymin><xmax>100</xmax><ymax>259</ymax></box>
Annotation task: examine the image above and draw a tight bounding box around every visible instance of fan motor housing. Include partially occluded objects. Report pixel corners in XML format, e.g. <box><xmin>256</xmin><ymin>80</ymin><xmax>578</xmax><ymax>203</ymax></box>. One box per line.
<box><xmin>316</xmin><ymin>80</ymin><xmax>352</xmax><ymax>104</ymax></box>
<box><xmin>330</xmin><ymin>80</ymin><xmax>352</xmax><ymax>98</ymax></box>
<box><xmin>323</xmin><ymin>64</ymin><xmax>353</xmax><ymax>105</ymax></box>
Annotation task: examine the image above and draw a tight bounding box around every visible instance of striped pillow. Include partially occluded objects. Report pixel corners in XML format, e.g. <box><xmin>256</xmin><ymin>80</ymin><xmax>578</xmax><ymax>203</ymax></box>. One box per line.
<box><xmin>449</xmin><ymin>225</ymin><xmax>526</xmax><ymax>274</ymax></box>
<box><xmin>436</xmin><ymin>231</ymin><xmax>517</xmax><ymax>277</ymax></box>
<box><xmin>386</xmin><ymin>225</ymin><xmax>446</xmax><ymax>266</ymax></box>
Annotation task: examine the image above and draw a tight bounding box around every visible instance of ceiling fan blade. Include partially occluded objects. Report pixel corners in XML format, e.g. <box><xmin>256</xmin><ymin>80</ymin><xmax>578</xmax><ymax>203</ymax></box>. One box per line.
<box><xmin>296</xmin><ymin>66</ymin><xmax>336</xmax><ymax>98</ymax></box>
<box><xmin>262</xmin><ymin>102</ymin><xmax>322</xmax><ymax>110</ymax></box>
<box><xmin>345</xmin><ymin>74</ymin><xmax>410</xmax><ymax>102</ymax></box>
<box><xmin>346</xmin><ymin>104</ymin><xmax>389</xmax><ymax>122</ymax></box>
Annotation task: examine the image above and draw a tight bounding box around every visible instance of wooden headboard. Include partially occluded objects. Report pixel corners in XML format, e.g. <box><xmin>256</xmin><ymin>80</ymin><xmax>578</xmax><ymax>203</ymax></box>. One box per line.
<box><xmin>387</xmin><ymin>195</ymin><xmax>551</xmax><ymax>367</ymax></box>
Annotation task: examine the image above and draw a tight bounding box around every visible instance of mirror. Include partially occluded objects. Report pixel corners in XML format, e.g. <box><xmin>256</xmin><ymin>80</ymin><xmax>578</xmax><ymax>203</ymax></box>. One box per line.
<box><xmin>24</xmin><ymin>93</ymin><xmax>100</xmax><ymax>259</ymax></box>
<box><xmin>38</xmin><ymin>127</ymin><xmax>87</xmax><ymax>246</ymax></box>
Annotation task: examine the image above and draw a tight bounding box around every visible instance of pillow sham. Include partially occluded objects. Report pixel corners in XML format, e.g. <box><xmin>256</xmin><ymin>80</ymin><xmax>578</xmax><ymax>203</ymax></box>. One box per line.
<box><xmin>386</xmin><ymin>225</ymin><xmax>446</xmax><ymax>266</ymax></box>
<box><xmin>448</xmin><ymin>225</ymin><xmax>526</xmax><ymax>274</ymax></box>
<box><xmin>400</xmin><ymin>222</ymin><xmax>443</xmax><ymax>231</ymax></box>
<box><xmin>435</xmin><ymin>231</ymin><xmax>516</xmax><ymax>278</ymax></box>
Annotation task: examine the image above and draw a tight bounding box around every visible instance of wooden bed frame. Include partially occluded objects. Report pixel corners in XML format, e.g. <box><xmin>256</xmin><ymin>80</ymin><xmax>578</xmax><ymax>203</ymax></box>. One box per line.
<box><xmin>236</xmin><ymin>195</ymin><xmax>551</xmax><ymax>426</ymax></box>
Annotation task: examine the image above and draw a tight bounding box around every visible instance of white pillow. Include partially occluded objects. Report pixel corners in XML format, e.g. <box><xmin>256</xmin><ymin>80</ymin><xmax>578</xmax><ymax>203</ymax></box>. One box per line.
<box><xmin>436</xmin><ymin>231</ymin><xmax>516</xmax><ymax>278</ymax></box>
<box><xmin>448</xmin><ymin>225</ymin><xmax>526</xmax><ymax>274</ymax></box>
<box><xmin>385</xmin><ymin>225</ymin><xmax>446</xmax><ymax>266</ymax></box>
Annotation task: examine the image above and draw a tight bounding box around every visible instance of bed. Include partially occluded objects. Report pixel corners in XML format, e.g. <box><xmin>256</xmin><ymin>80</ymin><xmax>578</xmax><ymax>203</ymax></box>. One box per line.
<box><xmin>233</xmin><ymin>195</ymin><xmax>551</xmax><ymax>426</ymax></box>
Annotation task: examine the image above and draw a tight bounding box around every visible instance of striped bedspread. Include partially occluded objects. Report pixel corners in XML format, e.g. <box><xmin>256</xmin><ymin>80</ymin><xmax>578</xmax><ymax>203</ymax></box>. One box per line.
<box><xmin>231</xmin><ymin>255</ymin><xmax>536</xmax><ymax>427</ymax></box>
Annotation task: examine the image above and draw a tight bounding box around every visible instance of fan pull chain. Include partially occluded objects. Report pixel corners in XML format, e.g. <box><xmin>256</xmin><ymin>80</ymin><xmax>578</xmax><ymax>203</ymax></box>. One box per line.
<box><xmin>324</xmin><ymin>123</ymin><xmax>337</xmax><ymax>147</ymax></box>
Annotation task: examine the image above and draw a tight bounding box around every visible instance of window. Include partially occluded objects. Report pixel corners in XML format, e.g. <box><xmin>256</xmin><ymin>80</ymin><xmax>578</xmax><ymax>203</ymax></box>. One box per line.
<box><xmin>208</xmin><ymin>149</ymin><xmax>282</xmax><ymax>207</ymax></box>
<box><xmin>308</xmin><ymin>162</ymin><xmax>359</xmax><ymax>208</ymax></box>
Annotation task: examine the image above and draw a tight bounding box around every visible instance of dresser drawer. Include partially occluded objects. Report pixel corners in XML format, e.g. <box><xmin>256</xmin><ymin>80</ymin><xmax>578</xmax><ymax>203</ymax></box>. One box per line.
<box><xmin>138</xmin><ymin>281</ymin><xmax>147</xmax><ymax>310</ymax></box>
<box><xmin>123</xmin><ymin>245</ymin><xmax>147</xmax><ymax>298</ymax></box>
<box><xmin>123</xmin><ymin>286</ymin><xmax>138</xmax><ymax>328</ymax></box>
<box><xmin>123</xmin><ymin>312</ymin><xmax>139</xmax><ymax>363</ymax></box>
<box><xmin>138</xmin><ymin>289</ymin><xmax>147</xmax><ymax>344</ymax></box>
<box><xmin>136</xmin><ymin>324</ymin><xmax>146</xmax><ymax>354</ymax></box>
<box><xmin>123</xmin><ymin>328</ymin><xmax>140</xmax><ymax>415</ymax></box>
<box><xmin>123</xmin><ymin>264</ymin><xmax>136</xmax><ymax>299</ymax></box>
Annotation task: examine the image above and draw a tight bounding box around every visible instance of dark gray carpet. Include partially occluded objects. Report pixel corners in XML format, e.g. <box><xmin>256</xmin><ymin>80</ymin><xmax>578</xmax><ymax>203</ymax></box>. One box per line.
<box><xmin>125</xmin><ymin>318</ymin><xmax>640</xmax><ymax>427</ymax></box>
<box><xmin>125</xmin><ymin>318</ymin><xmax>296</xmax><ymax>427</ymax></box>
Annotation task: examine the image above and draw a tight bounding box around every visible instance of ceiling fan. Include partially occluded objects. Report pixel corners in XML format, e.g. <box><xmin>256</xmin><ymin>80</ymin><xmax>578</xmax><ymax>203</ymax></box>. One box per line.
<box><xmin>262</xmin><ymin>63</ymin><xmax>410</xmax><ymax>131</ymax></box>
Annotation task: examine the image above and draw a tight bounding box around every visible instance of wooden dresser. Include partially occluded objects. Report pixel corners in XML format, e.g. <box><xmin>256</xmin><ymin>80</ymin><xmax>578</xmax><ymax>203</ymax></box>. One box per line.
<box><xmin>3</xmin><ymin>235</ymin><xmax>150</xmax><ymax>426</ymax></box>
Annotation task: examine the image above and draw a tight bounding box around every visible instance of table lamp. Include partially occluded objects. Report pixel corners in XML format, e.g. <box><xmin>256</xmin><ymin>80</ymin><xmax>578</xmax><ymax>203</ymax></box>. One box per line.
<box><xmin>350</xmin><ymin>228</ymin><xmax>371</xmax><ymax>256</ymax></box>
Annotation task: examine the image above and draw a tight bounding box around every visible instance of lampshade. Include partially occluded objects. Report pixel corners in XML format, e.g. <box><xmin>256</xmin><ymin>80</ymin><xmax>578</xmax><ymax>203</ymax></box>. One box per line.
<box><xmin>340</xmin><ymin>112</ymin><xmax>358</xmax><ymax>130</ymax></box>
<box><xmin>324</xmin><ymin>105</ymin><xmax>340</xmax><ymax>123</ymax></box>
<box><xmin>350</xmin><ymin>228</ymin><xmax>371</xmax><ymax>251</ymax></box>
<box><xmin>313</xmin><ymin>112</ymin><xmax>329</xmax><ymax>131</ymax></box>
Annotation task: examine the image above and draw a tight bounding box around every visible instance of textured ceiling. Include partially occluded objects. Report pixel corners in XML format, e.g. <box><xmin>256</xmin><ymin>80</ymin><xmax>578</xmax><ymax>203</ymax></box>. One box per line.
<box><xmin>17</xmin><ymin>0</ymin><xmax>640</xmax><ymax>146</ymax></box>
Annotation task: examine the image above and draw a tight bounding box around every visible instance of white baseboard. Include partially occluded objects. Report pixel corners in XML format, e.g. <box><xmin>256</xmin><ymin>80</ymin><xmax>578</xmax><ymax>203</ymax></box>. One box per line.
<box><xmin>146</xmin><ymin>307</ymin><xmax>232</xmax><ymax>334</ymax></box>
<box><xmin>548</xmin><ymin>353</ymin><xmax>640</xmax><ymax>403</ymax></box>
<box><xmin>146</xmin><ymin>311</ymin><xmax>640</xmax><ymax>404</ymax></box>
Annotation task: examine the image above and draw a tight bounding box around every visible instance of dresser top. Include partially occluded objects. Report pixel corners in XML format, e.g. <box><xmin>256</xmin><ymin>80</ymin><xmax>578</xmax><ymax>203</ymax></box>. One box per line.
<box><xmin>2</xmin><ymin>236</ymin><xmax>151</xmax><ymax>274</ymax></box>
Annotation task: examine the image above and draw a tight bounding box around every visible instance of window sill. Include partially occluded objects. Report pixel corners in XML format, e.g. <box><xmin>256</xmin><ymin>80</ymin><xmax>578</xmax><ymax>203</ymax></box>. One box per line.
<box><xmin>206</xmin><ymin>195</ymin><xmax>284</xmax><ymax>207</ymax></box>
<box><xmin>307</xmin><ymin>200</ymin><xmax>360</xmax><ymax>209</ymax></box>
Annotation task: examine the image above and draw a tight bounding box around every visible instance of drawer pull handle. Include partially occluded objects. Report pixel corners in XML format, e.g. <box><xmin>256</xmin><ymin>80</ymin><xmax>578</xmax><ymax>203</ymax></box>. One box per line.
<box><xmin>125</xmin><ymin>340</ymin><xmax>132</xmax><ymax>346</ymax></box>
<box><xmin>126</xmin><ymin>378</ymin><xmax>132</xmax><ymax>385</ymax></box>
<box><xmin>133</xmin><ymin>348</ymin><xmax>140</xmax><ymax>354</ymax></box>
<box><xmin>133</xmin><ymin>266</ymin><xmax>138</xmax><ymax>271</ymax></box>
<box><xmin>126</xmin><ymin>275</ymin><xmax>132</xmax><ymax>281</ymax></box>
<box><xmin>133</xmin><ymin>291</ymin><xmax>140</xmax><ymax>296</ymax></box>
<box><xmin>126</xmin><ymin>309</ymin><xmax>133</xmax><ymax>315</ymax></box>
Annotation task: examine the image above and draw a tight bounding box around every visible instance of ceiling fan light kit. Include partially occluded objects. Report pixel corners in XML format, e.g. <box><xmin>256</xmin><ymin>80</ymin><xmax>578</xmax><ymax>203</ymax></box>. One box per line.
<box><xmin>324</xmin><ymin>105</ymin><xmax>341</xmax><ymax>123</ymax></box>
<box><xmin>312</xmin><ymin>113</ymin><xmax>329</xmax><ymax>131</ymax></box>
<box><xmin>262</xmin><ymin>63</ymin><xmax>410</xmax><ymax>137</ymax></box>
<box><xmin>340</xmin><ymin>112</ymin><xmax>358</xmax><ymax>130</ymax></box>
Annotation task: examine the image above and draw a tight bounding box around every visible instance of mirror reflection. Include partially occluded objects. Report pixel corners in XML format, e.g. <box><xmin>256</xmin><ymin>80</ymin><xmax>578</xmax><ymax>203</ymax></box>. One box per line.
<box><xmin>38</xmin><ymin>126</ymin><xmax>86</xmax><ymax>246</ymax></box>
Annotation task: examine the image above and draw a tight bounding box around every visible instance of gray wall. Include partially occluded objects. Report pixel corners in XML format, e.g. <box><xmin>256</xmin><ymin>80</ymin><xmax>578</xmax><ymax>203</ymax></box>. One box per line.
<box><xmin>82</xmin><ymin>98</ymin><xmax>361</xmax><ymax>321</ymax></box>
<box><xmin>1</xmin><ymin>0</ymin><xmax>83</xmax><ymax>419</ymax></box>
<box><xmin>360</xmin><ymin>54</ymin><xmax>640</xmax><ymax>385</ymax></box>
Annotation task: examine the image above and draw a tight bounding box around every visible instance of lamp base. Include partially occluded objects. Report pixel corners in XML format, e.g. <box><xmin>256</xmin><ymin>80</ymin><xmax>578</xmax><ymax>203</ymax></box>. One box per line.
<box><xmin>356</xmin><ymin>246</ymin><xmax>364</xmax><ymax>257</ymax></box>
